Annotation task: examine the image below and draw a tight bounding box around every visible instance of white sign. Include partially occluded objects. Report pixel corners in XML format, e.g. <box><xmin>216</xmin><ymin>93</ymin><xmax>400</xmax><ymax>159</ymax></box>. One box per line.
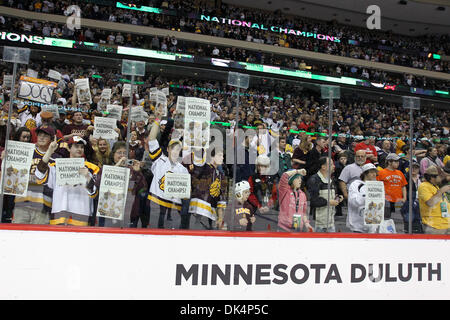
<box><xmin>164</xmin><ymin>173</ymin><xmax>191</xmax><ymax>199</ymax></box>
<box><xmin>75</xmin><ymin>78</ymin><xmax>92</xmax><ymax>105</ymax></box>
<box><xmin>97</xmin><ymin>88</ymin><xmax>112</xmax><ymax>111</ymax></box>
<box><xmin>122</xmin><ymin>84</ymin><xmax>131</xmax><ymax>97</ymax></box>
<box><xmin>55</xmin><ymin>158</ymin><xmax>86</xmax><ymax>186</ymax></box>
<box><xmin>48</xmin><ymin>69</ymin><xmax>62</xmax><ymax>81</ymax></box>
<box><xmin>184</xmin><ymin>98</ymin><xmax>211</xmax><ymax>149</ymax></box>
<box><xmin>185</xmin><ymin>97</ymin><xmax>211</xmax><ymax>123</ymax></box>
<box><xmin>176</xmin><ymin>96</ymin><xmax>185</xmax><ymax>114</ymax></box>
<box><xmin>0</xmin><ymin>141</ymin><xmax>35</xmax><ymax>196</ymax></box>
<box><xmin>130</xmin><ymin>106</ymin><xmax>149</xmax><ymax>123</ymax></box>
<box><xmin>17</xmin><ymin>76</ymin><xmax>57</xmax><ymax>104</ymax></box>
<box><xmin>97</xmin><ymin>165</ymin><xmax>130</xmax><ymax>220</ymax></box>
<box><xmin>26</xmin><ymin>69</ymin><xmax>38</xmax><ymax>78</ymax></box>
<box><xmin>155</xmin><ymin>90</ymin><xmax>167</xmax><ymax>116</ymax></box>
<box><xmin>3</xmin><ymin>75</ymin><xmax>13</xmax><ymax>88</ymax></box>
<box><xmin>93</xmin><ymin>117</ymin><xmax>118</xmax><ymax>140</ymax></box>
<box><xmin>41</xmin><ymin>104</ymin><xmax>60</xmax><ymax>118</ymax></box>
<box><xmin>106</xmin><ymin>104</ymin><xmax>123</xmax><ymax>121</ymax></box>
<box><xmin>364</xmin><ymin>181</ymin><xmax>385</xmax><ymax>226</ymax></box>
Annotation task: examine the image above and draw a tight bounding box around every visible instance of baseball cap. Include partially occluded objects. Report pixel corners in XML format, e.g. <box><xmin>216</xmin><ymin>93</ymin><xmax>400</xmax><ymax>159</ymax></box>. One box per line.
<box><xmin>361</xmin><ymin>163</ymin><xmax>377</xmax><ymax>174</ymax></box>
<box><xmin>386</xmin><ymin>153</ymin><xmax>400</xmax><ymax>161</ymax></box>
<box><xmin>160</xmin><ymin>120</ymin><xmax>167</xmax><ymax>125</ymax></box>
<box><xmin>40</xmin><ymin>111</ymin><xmax>53</xmax><ymax>120</ymax></box>
<box><xmin>68</xmin><ymin>136</ymin><xmax>87</xmax><ymax>146</ymax></box>
<box><xmin>36</xmin><ymin>126</ymin><xmax>55</xmax><ymax>138</ymax></box>
<box><xmin>168</xmin><ymin>139</ymin><xmax>182</xmax><ymax>148</ymax></box>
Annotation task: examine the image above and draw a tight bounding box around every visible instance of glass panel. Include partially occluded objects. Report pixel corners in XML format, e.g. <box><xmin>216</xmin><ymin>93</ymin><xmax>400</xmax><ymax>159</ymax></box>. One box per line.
<box><xmin>0</xmin><ymin>46</ymin><xmax>448</xmax><ymax>236</ymax></box>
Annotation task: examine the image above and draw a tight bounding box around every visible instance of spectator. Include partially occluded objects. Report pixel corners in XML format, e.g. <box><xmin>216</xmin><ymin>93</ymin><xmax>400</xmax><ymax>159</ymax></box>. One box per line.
<box><xmin>62</xmin><ymin>111</ymin><xmax>90</xmax><ymax>140</ymax></box>
<box><xmin>106</xmin><ymin>141</ymin><xmax>148</xmax><ymax>229</ymax></box>
<box><xmin>354</xmin><ymin>131</ymin><xmax>378</xmax><ymax>164</ymax></box>
<box><xmin>247</xmin><ymin>154</ymin><xmax>278</xmax><ymax>214</ymax></box>
<box><xmin>146</xmin><ymin>117</ymin><xmax>189</xmax><ymax>229</ymax></box>
<box><xmin>12</xmin><ymin>126</ymin><xmax>58</xmax><ymax>225</ymax></box>
<box><xmin>307</xmin><ymin>156</ymin><xmax>342</xmax><ymax>232</ymax></box>
<box><xmin>401</xmin><ymin>162</ymin><xmax>423</xmax><ymax>233</ymax></box>
<box><xmin>377</xmin><ymin>140</ymin><xmax>392</xmax><ymax>168</ymax></box>
<box><xmin>225</xmin><ymin>180</ymin><xmax>256</xmax><ymax>231</ymax></box>
<box><xmin>277</xmin><ymin>168</ymin><xmax>312</xmax><ymax>232</ymax></box>
<box><xmin>377</xmin><ymin>153</ymin><xmax>407</xmax><ymax>219</ymax></box>
<box><xmin>305</xmin><ymin>135</ymin><xmax>328</xmax><ymax>179</ymax></box>
<box><xmin>334</xmin><ymin>151</ymin><xmax>348</xmax><ymax>216</ymax></box>
<box><xmin>35</xmin><ymin>136</ymin><xmax>99</xmax><ymax>226</ymax></box>
<box><xmin>273</xmin><ymin>136</ymin><xmax>292</xmax><ymax>179</ymax></box>
<box><xmin>420</xmin><ymin>147</ymin><xmax>444</xmax><ymax>177</ymax></box>
<box><xmin>347</xmin><ymin>163</ymin><xmax>379</xmax><ymax>233</ymax></box>
<box><xmin>291</xmin><ymin>134</ymin><xmax>311</xmax><ymax>170</ymax></box>
<box><xmin>418</xmin><ymin>166</ymin><xmax>450</xmax><ymax>234</ymax></box>
<box><xmin>338</xmin><ymin>150</ymin><xmax>367</xmax><ymax>200</ymax></box>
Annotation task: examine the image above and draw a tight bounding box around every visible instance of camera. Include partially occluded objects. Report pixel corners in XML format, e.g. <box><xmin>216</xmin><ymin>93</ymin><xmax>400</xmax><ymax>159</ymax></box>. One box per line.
<box><xmin>126</xmin><ymin>159</ymin><xmax>134</xmax><ymax>166</ymax></box>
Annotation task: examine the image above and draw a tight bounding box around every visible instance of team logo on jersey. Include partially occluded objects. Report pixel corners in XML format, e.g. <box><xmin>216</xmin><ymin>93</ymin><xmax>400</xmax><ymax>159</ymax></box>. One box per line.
<box><xmin>25</xmin><ymin>118</ymin><xmax>37</xmax><ymax>130</ymax></box>
<box><xmin>159</xmin><ymin>171</ymin><xmax>173</xmax><ymax>191</ymax></box>
<box><xmin>235</xmin><ymin>207</ymin><xmax>250</xmax><ymax>215</ymax></box>
<box><xmin>209</xmin><ymin>178</ymin><xmax>221</xmax><ymax>197</ymax></box>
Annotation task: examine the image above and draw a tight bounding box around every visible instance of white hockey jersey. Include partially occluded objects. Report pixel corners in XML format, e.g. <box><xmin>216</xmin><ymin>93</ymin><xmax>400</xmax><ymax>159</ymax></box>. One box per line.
<box><xmin>147</xmin><ymin>139</ymin><xmax>189</xmax><ymax>210</ymax></box>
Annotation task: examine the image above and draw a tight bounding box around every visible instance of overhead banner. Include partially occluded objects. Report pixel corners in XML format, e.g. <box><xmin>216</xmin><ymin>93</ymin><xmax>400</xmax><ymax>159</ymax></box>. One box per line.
<box><xmin>17</xmin><ymin>76</ymin><xmax>57</xmax><ymax>105</ymax></box>
<box><xmin>0</xmin><ymin>141</ymin><xmax>35</xmax><ymax>196</ymax></box>
<box><xmin>55</xmin><ymin>158</ymin><xmax>86</xmax><ymax>187</ymax></box>
<box><xmin>97</xmin><ymin>165</ymin><xmax>130</xmax><ymax>220</ymax></box>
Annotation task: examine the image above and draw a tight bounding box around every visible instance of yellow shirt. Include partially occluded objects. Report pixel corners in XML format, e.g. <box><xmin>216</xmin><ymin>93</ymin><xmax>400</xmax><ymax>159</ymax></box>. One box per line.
<box><xmin>444</xmin><ymin>155</ymin><xmax>449</xmax><ymax>165</ymax></box>
<box><xmin>418</xmin><ymin>182</ymin><xmax>450</xmax><ymax>229</ymax></box>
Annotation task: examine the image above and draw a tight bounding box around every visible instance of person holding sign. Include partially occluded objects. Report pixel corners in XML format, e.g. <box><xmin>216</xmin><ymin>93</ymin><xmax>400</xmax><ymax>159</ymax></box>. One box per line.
<box><xmin>347</xmin><ymin>163</ymin><xmax>379</xmax><ymax>233</ymax></box>
<box><xmin>35</xmin><ymin>136</ymin><xmax>99</xmax><ymax>226</ymax></box>
<box><xmin>145</xmin><ymin>113</ymin><xmax>189</xmax><ymax>229</ymax></box>
<box><xmin>12</xmin><ymin>126</ymin><xmax>59</xmax><ymax>225</ymax></box>
<box><xmin>187</xmin><ymin>148</ymin><xmax>228</xmax><ymax>230</ymax></box>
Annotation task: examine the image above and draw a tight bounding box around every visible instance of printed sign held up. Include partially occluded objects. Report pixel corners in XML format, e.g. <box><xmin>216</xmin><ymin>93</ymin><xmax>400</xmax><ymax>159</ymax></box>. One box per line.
<box><xmin>97</xmin><ymin>165</ymin><xmax>130</xmax><ymax>220</ymax></box>
<box><xmin>0</xmin><ymin>141</ymin><xmax>35</xmax><ymax>196</ymax></box>
<box><xmin>55</xmin><ymin>158</ymin><xmax>86</xmax><ymax>187</ymax></box>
